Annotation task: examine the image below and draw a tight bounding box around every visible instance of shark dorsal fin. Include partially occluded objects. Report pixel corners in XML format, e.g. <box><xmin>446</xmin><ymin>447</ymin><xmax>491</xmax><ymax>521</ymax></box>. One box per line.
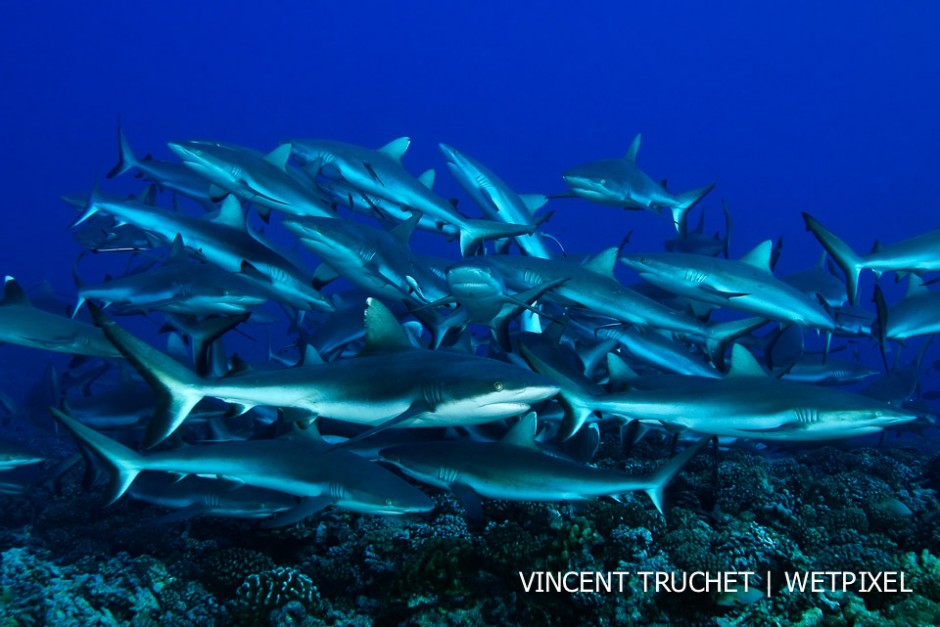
<box><xmin>739</xmin><ymin>240</ymin><xmax>774</xmax><ymax>272</ymax></box>
<box><xmin>501</xmin><ymin>412</ymin><xmax>539</xmax><ymax>449</ymax></box>
<box><xmin>263</xmin><ymin>144</ymin><xmax>292</xmax><ymax>171</ymax></box>
<box><xmin>582</xmin><ymin>247</ymin><xmax>619</xmax><ymax>280</ymax></box>
<box><xmin>389</xmin><ymin>212</ymin><xmax>421</xmax><ymax>244</ymax></box>
<box><xmin>905</xmin><ymin>276</ymin><xmax>930</xmax><ymax>299</ymax></box>
<box><xmin>417</xmin><ymin>169</ymin><xmax>435</xmax><ymax>189</ymax></box>
<box><xmin>168</xmin><ymin>234</ymin><xmax>188</xmax><ymax>263</ymax></box>
<box><xmin>362</xmin><ymin>297</ymin><xmax>413</xmax><ymax>354</ymax></box>
<box><xmin>2</xmin><ymin>277</ymin><xmax>30</xmax><ymax>306</ymax></box>
<box><xmin>378</xmin><ymin>137</ymin><xmax>411</xmax><ymax>163</ymax></box>
<box><xmin>624</xmin><ymin>134</ymin><xmax>642</xmax><ymax>164</ymax></box>
<box><xmin>727</xmin><ymin>344</ymin><xmax>766</xmax><ymax>377</ymax></box>
<box><xmin>213</xmin><ymin>196</ymin><xmax>246</xmax><ymax>230</ymax></box>
<box><xmin>606</xmin><ymin>353</ymin><xmax>638</xmax><ymax>388</ymax></box>
<box><xmin>519</xmin><ymin>194</ymin><xmax>549</xmax><ymax>215</ymax></box>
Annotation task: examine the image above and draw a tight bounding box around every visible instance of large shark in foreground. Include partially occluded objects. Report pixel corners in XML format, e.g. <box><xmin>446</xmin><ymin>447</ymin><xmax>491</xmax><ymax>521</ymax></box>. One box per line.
<box><xmin>562</xmin><ymin>134</ymin><xmax>715</xmax><ymax>233</ymax></box>
<box><xmin>90</xmin><ymin>299</ymin><xmax>559</xmax><ymax>448</ymax></box>
<box><xmin>380</xmin><ymin>412</ymin><xmax>709</xmax><ymax>515</ymax></box>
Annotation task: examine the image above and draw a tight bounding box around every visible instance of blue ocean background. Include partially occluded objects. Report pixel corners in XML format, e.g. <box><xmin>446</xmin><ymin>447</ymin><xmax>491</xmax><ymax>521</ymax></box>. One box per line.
<box><xmin>1</xmin><ymin>2</ymin><xmax>939</xmax><ymax>624</ymax></box>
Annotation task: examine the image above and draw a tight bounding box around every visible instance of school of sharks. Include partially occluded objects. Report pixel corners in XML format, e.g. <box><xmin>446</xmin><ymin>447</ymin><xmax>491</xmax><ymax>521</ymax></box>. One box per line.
<box><xmin>1</xmin><ymin>126</ymin><xmax>937</xmax><ymax>532</ymax></box>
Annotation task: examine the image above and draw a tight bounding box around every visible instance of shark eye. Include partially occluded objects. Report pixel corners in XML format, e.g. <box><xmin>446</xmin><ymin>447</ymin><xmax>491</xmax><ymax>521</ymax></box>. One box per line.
<box><xmin>493</xmin><ymin>381</ymin><xmax>504</xmax><ymax>392</ymax></box>
<box><xmin>599</xmin><ymin>178</ymin><xmax>607</xmax><ymax>185</ymax></box>
<box><xmin>385</xmin><ymin>498</ymin><xmax>393</xmax><ymax>506</ymax></box>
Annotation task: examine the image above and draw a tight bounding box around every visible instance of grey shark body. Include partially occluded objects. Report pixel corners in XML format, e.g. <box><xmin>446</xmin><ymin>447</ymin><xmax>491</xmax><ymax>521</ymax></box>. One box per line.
<box><xmin>562</xmin><ymin>134</ymin><xmax>714</xmax><ymax>232</ymax></box>
<box><xmin>804</xmin><ymin>211</ymin><xmax>940</xmax><ymax>304</ymax></box>
<box><xmin>91</xmin><ymin>299</ymin><xmax>559</xmax><ymax>447</ymax></box>
<box><xmin>523</xmin><ymin>340</ymin><xmax>919</xmax><ymax>440</ymax></box>
<box><xmin>283</xmin><ymin>214</ymin><xmax>450</xmax><ymax>305</ymax></box>
<box><xmin>621</xmin><ymin>241</ymin><xmax>834</xmax><ymax>332</ymax></box>
<box><xmin>459</xmin><ymin>251</ymin><xmax>762</xmax><ymax>361</ymax></box>
<box><xmin>0</xmin><ymin>277</ymin><xmax>121</xmax><ymax>358</ymax></box>
<box><xmin>167</xmin><ymin>140</ymin><xmax>335</xmax><ymax>219</ymax></box>
<box><xmin>380</xmin><ymin>413</ymin><xmax>708</xmax><ymax>514</ymax></box>
<box><xmin>290</xmin><ymin>137</ymin><xmax>537</xmax><ymax>256</ymax></box>
<box><xmin>52</xmin><ymin>408</ymin><xmax>434</xmax><ymax>516</ymax></box>
<box><xmin>438</xmin><ymin>143</ymin><xmax>554</xmax><ymax>258</ymax></box>
<box><xmin>73</xmin><ymin>189</ymin><xmax>332</xmax><ymax>312</ymax></box>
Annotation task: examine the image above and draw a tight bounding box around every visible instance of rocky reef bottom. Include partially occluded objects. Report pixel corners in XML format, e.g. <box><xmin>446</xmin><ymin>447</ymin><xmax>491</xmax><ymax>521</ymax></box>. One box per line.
<box><xmin>1</xmin><ymin>435</ymin><xmax>939</xmax><ymax>626</ymax></box>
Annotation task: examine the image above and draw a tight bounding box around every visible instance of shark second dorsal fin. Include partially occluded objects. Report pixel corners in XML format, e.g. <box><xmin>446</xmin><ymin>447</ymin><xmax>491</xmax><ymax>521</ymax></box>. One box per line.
<box><xmin>2</xmin><ymin>277</ymin><xmax>31</xmax><ymax>306</ymax></box>
<box><xmin>739</xmin><ymin>240</ymin><xmax>774</xmax><ymax>273</ymax></box>
<box><xmin>362</xmin><ymin>298</ymin><xmax>413</xmax><ymax>355</ymax></box>
<box><xmin>501</xmin><ymin>412</ymin><xmax>539</xmax><ymax>449</ymax></box>
<box><xmin>263</xmin><ymin>144</ymin><xmax>293</xmax><ymax>171</ymax></box>
<box><xmin>213</xmin><ymin>196</ymin><xmax>246</xmax><ymax>230</ymax></box>
<box><xmin>417</xmin><ymin>169</ymin><xmax>435</xmax><ymax>189</ymax></box>
<box><xmin>624</xmin><ymin>134</ymin><xmax>642</xmax><ymax>164</ymax></box>
<box><xmin>726</xmin><ymin>344</ymin><xmax>766</xmax><ymax>377</ymax></box>
<box><xmin>582</xmin><ymin>247</ymin><xmax>619</xmax><ymax>280</ymax></box>
<box><xmin>378</xmin><ymin>137</ymin><xmax>411</xmax><ymax>163</ymax></box>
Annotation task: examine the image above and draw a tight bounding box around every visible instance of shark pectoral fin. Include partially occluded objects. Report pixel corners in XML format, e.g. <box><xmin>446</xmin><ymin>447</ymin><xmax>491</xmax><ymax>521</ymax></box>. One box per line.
<box><xmin>698</xmin><ymin>284</ymin><xmax>749</xmax><ymax>298</ymax></box>
<box><xmin>334</xmin><ymin>401</ymin><xmax>433</xmax><ymax>448</ymax></box>
<box><xmin>261</xmin><ymin>495</ymin><xmax>332</xmax><ymax>529</ymax></box>
<box><xmin>451</xmin><ymin>483</ymin><xmax>484</xmax><ymax>522</ymax></box>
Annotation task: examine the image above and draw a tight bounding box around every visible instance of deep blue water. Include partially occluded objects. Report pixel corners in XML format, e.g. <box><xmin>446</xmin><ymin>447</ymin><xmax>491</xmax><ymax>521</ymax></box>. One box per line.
<box><xmin>1</xmin><ymin>3</ymin><xmax>940</xmax><ymax>623</ymax></box>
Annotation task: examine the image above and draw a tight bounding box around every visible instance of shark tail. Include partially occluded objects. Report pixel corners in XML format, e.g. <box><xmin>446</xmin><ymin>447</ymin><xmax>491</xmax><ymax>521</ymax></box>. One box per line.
<box><xmin>50</xmin><ymin>407</ymin><xmax>144</xmax><ymax>505</ymax></box>
<box><xmin>106</xmin><ymin>122</ymin><xmax>139</xmax><ymax>179</ymax></box>
<box><xmin>518</xmin><ymin>337</ymin><xmax>598</xmax><ymax>440</ymax></box>
<box><xmin>458</xmin><ymin>219</ymin><xmax>538</xmax><ymax>257</ymax></box>
<box><xmin>704</xmin><ymin>316</ymin><xmax>767</xmax><ymax>368</ymax></box>
<box><xmin>643</xmin><ymin>437</ymin><xmax>711</xmax><ymax>515</ymax></box>
<box><xmin>802</xmin><ymin>212</ymin><xmax>864</xmax><ymax>305</ymax></box>
<box><xmin>670</xmin><ymin>183</ymin><xmax>716</xmax><ymax>236</ymax></box>
<box><xmin>89</xmin><ymin>305</ymin><xmax>206</xmax><ymax>448</ymax></box>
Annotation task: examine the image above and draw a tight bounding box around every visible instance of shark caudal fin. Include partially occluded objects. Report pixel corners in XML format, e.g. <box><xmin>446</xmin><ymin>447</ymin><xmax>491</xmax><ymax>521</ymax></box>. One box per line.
<box><xmin>518</xmin><ymin>334</ymin><xmax>601</xmax><ymax>440</ymax></box>
<box><xmin>458</xmin><ymin>219</ymin><xmax>539</xmax><ymax>257</ymax></box>
<box><xmin>643</xmin><ymin>437</ymin><xmax>711</xmax><ymax>515</ymax></box>
<box><xmin>669</xmin><ymin>183</ymin><xmax>716</xmax><ymax>236</ymax></box>
<box><xmin>106</xmin><ymin>122</ymin><xmax>140</xmax><ymax>179</ymax></box>
<box><xmin>802</xmin><ymin>212</ymin><xmax>865</xmax><ymax>305</ymax></box>
<box><xmin>50</xmin><ymin>407</ymin><xmax>144</xmax><ymax>505</ymax></box>
<box><xmin>89</xmin><ymin>305</ymin><xmax>206</xmax><ymax>448</ymax></box>
<box><xmin>704</xmin><ymin>316</ymin><xmax>767</xmax><ymax>369</ymax></box>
